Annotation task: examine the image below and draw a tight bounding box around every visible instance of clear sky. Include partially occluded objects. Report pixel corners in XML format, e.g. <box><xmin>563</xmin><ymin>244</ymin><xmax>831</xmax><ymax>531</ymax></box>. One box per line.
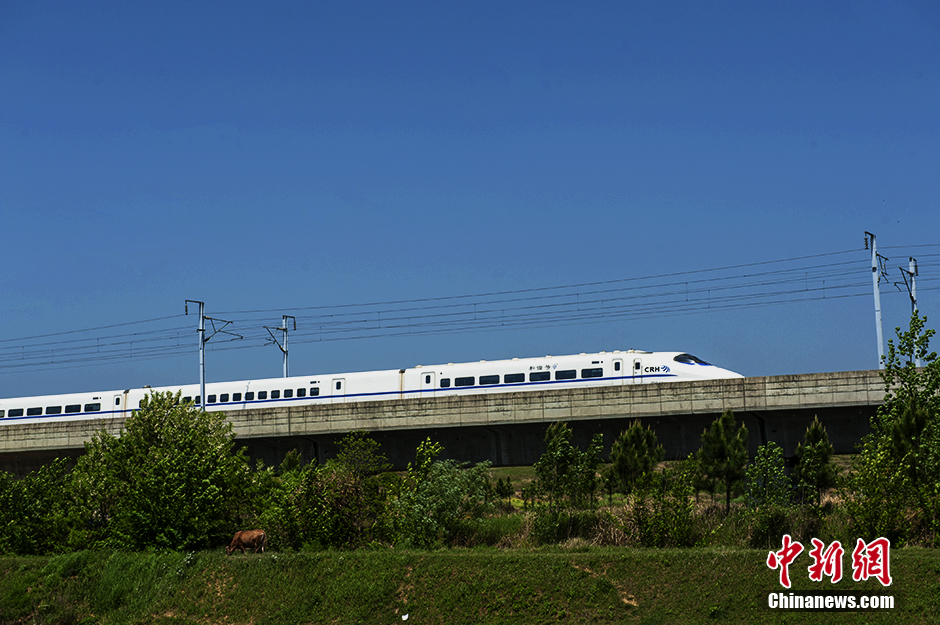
<box><xmin>2</xmin><ymin>0</ymin><xmax>938</xmax><ymax>399</ymax></box>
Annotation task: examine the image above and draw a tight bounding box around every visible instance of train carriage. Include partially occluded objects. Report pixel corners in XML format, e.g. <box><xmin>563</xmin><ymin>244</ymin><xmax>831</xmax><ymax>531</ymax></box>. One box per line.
<box><xmin>0</xmin><ymin>349</ymin><xmax>742</xmax><ymax>424</ymax></box>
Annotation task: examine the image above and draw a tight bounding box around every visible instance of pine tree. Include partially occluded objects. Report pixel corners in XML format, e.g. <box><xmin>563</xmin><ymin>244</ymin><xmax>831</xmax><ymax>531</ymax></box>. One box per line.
<box><xmin>794</xmin><ymin>416</ymin><xmax>836</xmax><ymax>508</ymax></box>
<box><xmin>698</xmin><ymin>410</ymin><xmax>749</xmax><ymax>515</ymax></box>
<box><xmin>609</xmin><ymin>420</ymin><xmax>664</xmax><ymax>494</ymax></box>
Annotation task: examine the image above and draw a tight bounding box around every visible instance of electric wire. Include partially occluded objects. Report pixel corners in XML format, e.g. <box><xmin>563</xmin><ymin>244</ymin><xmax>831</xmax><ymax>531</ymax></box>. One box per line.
<box><xmin>1</xmin><ymin>247</ymin><xmax>937</xmax><ymax>376</ymax></box>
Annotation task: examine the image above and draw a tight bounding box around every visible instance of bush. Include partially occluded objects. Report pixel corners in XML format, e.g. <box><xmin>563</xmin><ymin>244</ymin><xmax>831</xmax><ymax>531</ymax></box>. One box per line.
<box><xmin>745</xmin><ymin>441</ymin><xmax>790</xmax><ymax>510</ymax></box>
<box><xmin>629</xmin><ymin>465</ymin><xmax>697</xmax><ymax>548</ymax></box>
<box><xmin>0</xmin><ymin>458</ymin><xmax>70</xmax><ymax>555</ymax></box>
<box><xmin>842</xmin><ymin>312</ymin><xmax>940</xmax><ymax>545</ymax></box>
<box><xmin>67</xmin><ymin>392</ymin><xmax>250</xmax><ymax>551</ymax></box>
<box><xmin>393</xmin><ymin>449</ymin><xmax>494</xmax><ymax>548</ymax></box>
<box><xmin>533</xmin><ymin>422</ymin><xmax>603</xmax><ymax>511</ymax></box>
<box><xmin>532</xmin><ymin>510</ymin><xmax>606</xmax><ymax>545</ymax></box>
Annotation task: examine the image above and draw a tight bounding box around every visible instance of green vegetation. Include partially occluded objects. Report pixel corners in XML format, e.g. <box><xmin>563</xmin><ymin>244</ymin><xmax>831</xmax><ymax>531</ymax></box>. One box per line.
<box><xmin>607</xmin><ymin>419</ymin><xmax>664</xmax><ymax>494</ymax></box>
<box><xmin>2</xmin><ymin>548</ymin><xmax>936</xmax><ymax>624</ymax></box>
<box><xmin>697</xmin><ymin>409</ymin><xmax>749</xmax><ymax>515</ymax></box>
<box><xmin>68</xmin><ymin>391</ymin><xmax>251</xmax><ymax>551</ymax></box>
<box><xmin>844</xmin><ymin>312</ymin><xmax>940</xmax><ymax>545</ymax></box>
<box><xmin>794</xmin><ymin>416</ymin><xmax>837</xmax><ymax>508</ymax></box>
<box><xmin>1</xmin><ymin>312</ymin><xmax>939</xmax><ymax>622</ymax></box>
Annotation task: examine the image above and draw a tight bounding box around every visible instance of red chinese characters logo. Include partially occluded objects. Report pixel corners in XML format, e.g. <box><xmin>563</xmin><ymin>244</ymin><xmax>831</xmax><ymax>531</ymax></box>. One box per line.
<box><xmin>767</xmin><ymin>536</ymin><xmax>892</xmax><ymax>587</ymax></box>
<box><xmin>766</xmin><ymin>534</ymin><xmax>804</xmax><ymax>588</ymax></box>
<box><xmin>807</xmin><ymin>538</ymin><xmax>844</xmax><ymax>583</ymax></box>
<box><xmin>852</xmin><ymin>537</ymin><xmax>892</xmax><ymax>586</ymax></box>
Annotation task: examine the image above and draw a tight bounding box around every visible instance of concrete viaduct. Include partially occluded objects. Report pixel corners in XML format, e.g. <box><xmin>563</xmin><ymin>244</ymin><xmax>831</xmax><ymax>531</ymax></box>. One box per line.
<box><xmin>0</xmin><ymin>370</ymin><xmax>885</xmax><ymax>475</ymax></box>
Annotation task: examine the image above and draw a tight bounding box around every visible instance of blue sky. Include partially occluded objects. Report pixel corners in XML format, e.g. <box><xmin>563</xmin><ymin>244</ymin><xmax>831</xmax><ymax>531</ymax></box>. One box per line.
<box><xmin>2</xmin><ymin>0</ymin><xmax>938</xmax><ymax>399</ymax></box>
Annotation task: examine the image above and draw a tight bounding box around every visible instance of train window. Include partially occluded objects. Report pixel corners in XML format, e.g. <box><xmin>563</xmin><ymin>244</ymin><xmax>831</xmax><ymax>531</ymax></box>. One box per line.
<box><xmin>195</xmin><ymin>396</ymin><xmax>201</xmax><ymax>405</ymax></box>
<box><xmin>284</xmin><ymin>389</ymin><xmax>293</xmax><ymax>398</ymax></box>
<box><xmin>46</xmin><ymin>406</ymin><xmax>62</xmax><ymax>415</ymax></box>
<box><xmin>479</xmin><ymin>375</ymin><xmax>500</xmax><ymax>385</ymax></box>
<box><xmin>455</xmin><ymin>376</ymin><xmax>475</xmax><ymax>387</ymax></box>
<box><xmin>425</xmin><ymin>374</ymin><xmax>431</xmax><ymax>384</ymax></box>
<box><xmin>183</xmin><ymin>397</ymin><xmax>192</xmax><ymax>404</ymax></box>
<box><xmin>674</xmin><ymin>353</ymin><xmax>711</xmax><ymax>365</ymax></box>
<box><xmin>84</xmin><ymin>403</ymin><xmax>101</xmax><ymax>413</ymax></box>
<box><xmin>220</xmin><ymin>394</ymin><xmax>230</xmax><ymax>403</ymax></box>
<box><xmin>271</xmin><ymin>390</ymin><xmax>280</xmax><ymax>399</ymax></box>
<box><xmin>635</xmin><ymin>361</ymin><xmax>641</xmax><ymax>370</ymax></box>
<box><xmin>258</xmin><ymin>391</ymin><xmax>268</xmax><ymax>400</ymax></box>
<box><xmin>65</xmin><ymin>404</ymin><xmax>81</xmax><ymax>414</ymax></box>
<box><xmin>440</xmin><ymin>378</ymin><xmax>451</xmax><ymax>388</ymax></box>
<box><xmin>115</xmin><ymin>397</ymin><xmax>121</xmax><ymax>406</ymax></box>
<box><xmin>504</xmin><ymin>373</ymin><xmax>525</xmax><ymax>384</ymax></box>
<box><xmin>8</xmin><ymin>409</ymin><xmax>23</xmax><ymax>417</ymax></box>
<box><xmin>233</xmin><ymin>393</ymin><xmax>242</xmax><ymax>402</ymax></box>
<box><xmin>581</xmin><ymin>368</ymin><xmax>604</xmax><ymax>379</ymax></box>
<box><xmin>529</xmin><ymin>371</ymin><xmax>550</xmax><ymax>382</ymax></box>
<box><xmin>27</xmin><ymin>407</ymin><xmax>43</xmax><ymax>416</ymax></box>
<box><xmin>310</xmin><ymin>387</ymin><xmax>320</xmax><ymax>396</ymax></box>
<box><xmin>245</xmin><ymin>392</ymin><xmax>254</xmax><ymax>401</ymax></box>
<box><xmin>335</xmin><ymin>381</ymin><xmax>342</xmax><ymax>391</ymax></box>
<box><xmin>297</xmin><ymin>388</ymin><xmax>306</xmax><ymax>397</ymax></box>
<box><xmin>555</xmin><ymin>370</ymin><xmax>577</xmax><ymax>380</ymax></box>
<box><xmin>0</xmin><ymin>410</ymin><xmax>3</xmax><ymax>418</ymax></box>
<box><xmin>208</xmin><ymin>395</ymin><xmax>217</xmax><ymax>404</ymax></box>
<box><xmin>614</xmin><ymin>362</ymin><xmax>621</xmax><ymax>372</ymax></box>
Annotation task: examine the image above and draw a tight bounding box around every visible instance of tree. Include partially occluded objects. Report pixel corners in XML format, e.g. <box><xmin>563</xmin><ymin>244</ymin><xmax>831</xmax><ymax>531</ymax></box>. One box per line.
<box><xmin>333</xmin><ymin>430</ymin><xmax>392</xmax><ymax>478</ymax></box>
<box><xmin>609</xmin><ymin>420</ymin><xmax>664</xmax><ymax>494</ymax></box>
<box><xmin>880</xmin><ymin>311</ymin><xmax>939</xmax><ymax>417</ymax></box>
<box><xmin>845</xmin><ymin>312</ymin><xmax>940</xmax><ymax>544</ymax></box>
<box><xmin>392</xmin><ymin>439</ymin><xmax>493</xmax><ymax>547</ymax></box>
<box><xmin>745</xmin><ymin>441</ymin><xmax>790</xmax><ymax>510</ymax></box>
<box><xmin>0</xmin><ymin>459</ymin><xmax>70</xmax><ymax>555</ymax></box>
<box><xmin>533</xmin><ymin>422</ymin><xmax>603</xmax><ymax>511</ymax></box>
<box><xmin>68</xmin><ymin>391</ymin><xmax>250</xmax><ymax>551</ymax></box>
<box><xmin>697</xmin><ymin>410</ymin><xmax>749</xmax><ymax>515</ymax></box>
<box><xmin>631</xmin><ymin>461</ymin><xmax>697</xmax><ymax>547</ymax></box>
<box><xmin>793</xmin><ymin>416</ymin><xmax>836</xmax><ymax>508</ymax></box>
<box><xmin>318</xmin><ymin>430</ymin><xmax>394</xmax><ymax>548</ymax></box>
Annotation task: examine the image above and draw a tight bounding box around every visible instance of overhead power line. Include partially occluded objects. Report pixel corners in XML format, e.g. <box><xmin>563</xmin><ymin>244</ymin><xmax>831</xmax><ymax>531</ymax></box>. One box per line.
<box><xmin>0</xmin><ymin>246</ymin><xmax>937</xmax><ymax>376</ymax></box>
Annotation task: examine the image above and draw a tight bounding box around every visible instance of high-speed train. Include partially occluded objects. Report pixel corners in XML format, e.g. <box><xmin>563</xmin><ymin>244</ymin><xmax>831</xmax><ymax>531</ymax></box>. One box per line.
<box><xmin>0</xmin><ymin>349</ymin><xmax>742</xmax><ymax>425</ymax></box>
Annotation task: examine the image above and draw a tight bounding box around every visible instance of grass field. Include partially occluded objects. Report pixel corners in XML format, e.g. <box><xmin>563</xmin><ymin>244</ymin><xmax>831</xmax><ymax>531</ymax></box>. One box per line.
<box><xmin>2</xmin><ymin>546</ymin><xmax>937</xmax><ymax>624</ymax></box>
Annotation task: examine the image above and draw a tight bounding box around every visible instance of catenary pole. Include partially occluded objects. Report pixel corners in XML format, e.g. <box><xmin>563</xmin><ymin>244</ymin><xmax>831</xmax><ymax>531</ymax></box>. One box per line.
<box><xmin>186</xmin><ymin>300</ymin><xmax>206</xmax><ymax>409</ymax></box>
<box><xmin>906</xmin><ymin>257</ymin><xmax>921</xmax><ymax>368</ymax></box>
<box><xmin>865</xmin><ymin>232</ymin><xmax>885</xmax><ymax>369</ymax></box>
<box><xmin>265</xmin><ymin>315</ymin><xmax>296</xmax><ymax>378</ymax></box>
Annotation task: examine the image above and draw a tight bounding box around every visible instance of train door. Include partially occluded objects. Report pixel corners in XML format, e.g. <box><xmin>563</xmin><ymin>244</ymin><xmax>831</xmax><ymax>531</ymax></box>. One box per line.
<box><xmin>113</xmin><ymin>394</ymin><xmax>124</xmax><ymax>417</ymax></box>
<box><xmin>420</xmin><ymin>371</ymin><xmax>436</xmax><ymax>396</ymax></box>
<box><xmin>632</xmin><ymin>358</ymin><xmax>643</xmax><ymax>384</ymax></box>
<box><xmin>332</xmin><ymin>378</ymin><xmax>346</xmax><ymax>403</ymax></box>
<box><xmin>612</xmin><ymin>359</ymin><xmax>624</xmax><ymax>385</ymax></box>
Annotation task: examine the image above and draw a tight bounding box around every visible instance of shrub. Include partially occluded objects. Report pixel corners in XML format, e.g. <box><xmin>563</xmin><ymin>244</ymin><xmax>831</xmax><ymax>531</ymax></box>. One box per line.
<box><xmin>68</xmin><ymin>391</ymin><xmax>250</xmax><ymax>551</ymax></box>
<box><xmin>630</xmin><ymin>463</ymin><xmax>697</xmax><ymax>547</ymax></box>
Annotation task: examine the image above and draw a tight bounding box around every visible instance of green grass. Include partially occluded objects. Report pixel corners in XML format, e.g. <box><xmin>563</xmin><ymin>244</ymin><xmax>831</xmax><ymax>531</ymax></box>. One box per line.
<box><xmin>3</xmin><ymin>547</ymin><xmax>938</xmax><ymax>624</ymax></box>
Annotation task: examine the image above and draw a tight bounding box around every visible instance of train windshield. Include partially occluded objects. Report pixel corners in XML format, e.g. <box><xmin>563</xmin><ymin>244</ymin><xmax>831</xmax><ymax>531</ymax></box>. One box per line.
<box><xmin>673</xmin><ymin>353</ymin><xmax>711</xmax><ymax>366</ymax></box>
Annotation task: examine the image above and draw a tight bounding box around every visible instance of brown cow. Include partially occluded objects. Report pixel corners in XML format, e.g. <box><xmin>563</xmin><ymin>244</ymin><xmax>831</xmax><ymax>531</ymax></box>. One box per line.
<box><xmin>225</xmin><ymin>529</ymin><xmax>267</xmax><ymax>555</ymax></box>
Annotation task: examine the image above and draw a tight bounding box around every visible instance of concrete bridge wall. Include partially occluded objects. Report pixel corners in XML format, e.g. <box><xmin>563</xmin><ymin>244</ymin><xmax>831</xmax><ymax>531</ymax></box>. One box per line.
<box><xmin>0</xmin><ymin>370</ymin><xmax>885</xmax><ymax>475</ymax></box>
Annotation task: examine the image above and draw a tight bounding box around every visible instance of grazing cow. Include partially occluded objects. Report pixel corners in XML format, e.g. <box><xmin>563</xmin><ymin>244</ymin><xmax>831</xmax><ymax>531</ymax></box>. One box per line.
<box><xmin>225</xmin><ymin>529</ymin><xmax>267</xmax><ymax>555</ymax></box>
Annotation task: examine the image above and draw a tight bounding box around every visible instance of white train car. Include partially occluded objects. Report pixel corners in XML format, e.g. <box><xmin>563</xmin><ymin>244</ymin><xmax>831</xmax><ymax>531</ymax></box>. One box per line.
<box><xmin>0</xmin><ymin>349</ymin><xmax>742</xmax><ymax>425</ymax></box>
